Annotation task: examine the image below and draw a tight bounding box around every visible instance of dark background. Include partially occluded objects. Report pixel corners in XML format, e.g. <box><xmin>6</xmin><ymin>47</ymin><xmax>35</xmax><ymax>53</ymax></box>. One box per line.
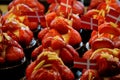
<box><xmin>1</xmin><ymin>0</ymin><xmax>11</xmax><ymax>4</ymax></box>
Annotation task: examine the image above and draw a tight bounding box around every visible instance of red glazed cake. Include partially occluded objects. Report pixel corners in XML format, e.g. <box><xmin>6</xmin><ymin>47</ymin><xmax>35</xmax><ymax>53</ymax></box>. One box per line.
<box><xmin>0</xmin><ymin>29</ymin><xmax>27</xmax><ymax>80</ymax></box>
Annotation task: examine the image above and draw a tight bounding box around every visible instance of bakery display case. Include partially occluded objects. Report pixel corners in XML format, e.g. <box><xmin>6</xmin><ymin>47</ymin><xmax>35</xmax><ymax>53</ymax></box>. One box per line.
<box><xmin>0</xmin><ymin>0</ymin><xmax>120</xmax><ymax>80</ymax></box>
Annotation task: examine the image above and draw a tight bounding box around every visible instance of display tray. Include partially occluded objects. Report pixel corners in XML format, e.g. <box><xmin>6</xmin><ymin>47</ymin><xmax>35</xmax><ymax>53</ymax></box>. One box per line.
<box><xmin>0</xmin><ymin>57</ymin><xmax>27</xmax><ymax>80</ymax></box>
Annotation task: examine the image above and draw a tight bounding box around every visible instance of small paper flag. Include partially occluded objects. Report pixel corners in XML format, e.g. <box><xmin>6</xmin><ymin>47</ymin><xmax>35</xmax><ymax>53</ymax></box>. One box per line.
<box><xmin>22</xmin><ymin>11</ymin><xmax>45</xmax><ymax>23</ymax></box>
<box><xmin>74</xmin><ymin>58</ymin><xmax>97</xmax><ymax>69</ymax></box>
<box><xmin>60</xmin><ymin>0</ymin><xmax>73</xmax><ymax>13</ymax></box>
<box><xmin>106</xmin><ymin>9</ymin><xmax>120</xmax><ymax>26</ymax></box>
<box><xmin>80</xmin><ymin>16</ymin><xmax>98</xmax><ymax>31</ymax></box>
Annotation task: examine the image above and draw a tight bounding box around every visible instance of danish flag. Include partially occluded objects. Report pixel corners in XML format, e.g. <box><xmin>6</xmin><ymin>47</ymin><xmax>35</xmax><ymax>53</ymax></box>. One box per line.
<box><xmin>60</xmin><ymin>0</ymin><xmax>73</xmax><ymax>13</ymax></box>
<box><xmin>22</xmin><ymin>11</ymin><xmax>45</xmax><ymax>23</ymax></box>
<box><xmin>106</xmin><ymin>9</ymin><xmax>120</xmax><ymax>26</ymax></box>
<box><xmin>74</xmin><ymin>58</ymin><xmax>97</xmax><ymax>69</ymax></box>
<box><xmin>80</xmin><ymin>16</ymin><xmax>98</xmax><ymax>31</ymax></box>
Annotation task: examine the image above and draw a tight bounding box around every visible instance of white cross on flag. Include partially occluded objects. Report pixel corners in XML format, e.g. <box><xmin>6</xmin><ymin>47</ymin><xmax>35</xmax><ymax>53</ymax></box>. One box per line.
<box><xmin>80</xmin><ymin>16</ymin><xmax>98</xmax><ymax>31</ymax></box>
<box><xmin>74</xmin><ymin>58</ymin><xmax>97</xmax><ymax>69</ymax></box>
<box><xmin>60</xmin><ymin>0</ymin><xmax>73</xmax><ymax>13</ymax></box>
<box><xmin>22</xmin><ymin>11</ymin><xmax>45</xmax><ymax>23</ymax></box>
<box><xmin>106</xmin><ymin>9</ymin><xmax>120</xmax><ymax>26</ymax></box>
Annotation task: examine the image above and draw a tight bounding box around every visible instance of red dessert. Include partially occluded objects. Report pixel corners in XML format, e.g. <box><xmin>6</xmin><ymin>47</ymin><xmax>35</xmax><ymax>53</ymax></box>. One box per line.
<box><xmin>83</xmin><ymin>48</ymin><xmax>120</xmax><ymax>76</ymax></box>
<box><xmin>0</xmin><ymin>29</ymin><xmax>26</xmax><ymax>79</ymax></box>
<box><xmin>1</xmin><ymin>18</ymin><xmax>33</xmax><ymax>47</ymax></box>
<box><xmin>8</xmin><ymin>0</ymin><xmax>45</xmax><ymax>13</ymax></box>
<box><xmin>26</xmin><ymin>51</ymin><xmax>74</xmax><ymax>80</ymax></box>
